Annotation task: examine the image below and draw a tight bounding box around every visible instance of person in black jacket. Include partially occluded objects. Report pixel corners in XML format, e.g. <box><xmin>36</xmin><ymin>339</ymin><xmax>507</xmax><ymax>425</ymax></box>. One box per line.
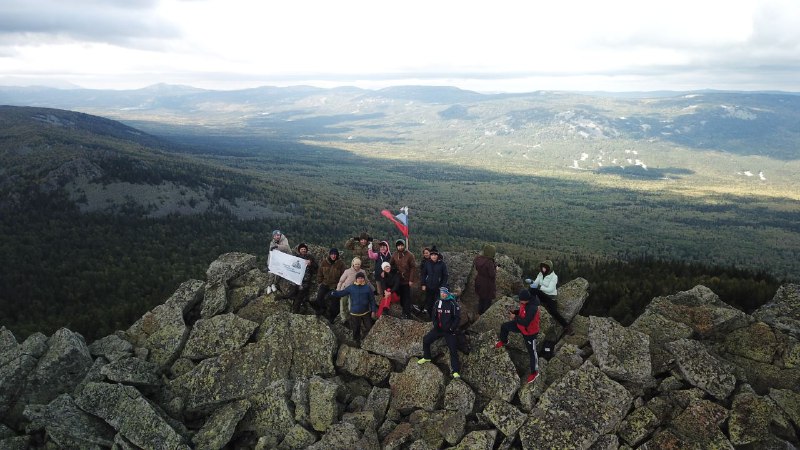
<box><xmin>376</xmin><ymin>262</ymin><xmax>401</xmax><ymax>318</ymax></box>
<box><xmin>420</xmin><ymin>246</ymin><xmax>449</xmax><ymax>320</ymax></box>
<box><xmin>279</xmin><ymin>243</ymin><xmax>318</xmax><ymax>313</ymax></box>
<box><xmin>417</xmin><ymin>287</ymin><xmax>462</xmax><ymax>379</ymax></box>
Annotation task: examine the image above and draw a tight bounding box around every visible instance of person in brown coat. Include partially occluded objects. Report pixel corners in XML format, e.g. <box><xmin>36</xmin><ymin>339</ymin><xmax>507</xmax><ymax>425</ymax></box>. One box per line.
<box><xmin>314</xmin><ymin>248</ymin><xmax>346</xmax><ymax>316</ymax></box>
<box><xmin>390</xmin><ymin>239</ymin><xmax>418</xmax><ymax>319</ymax></box>
<box><xmin>473</xmin><ymin>243</ymin><xmax>497</xmax><ymax>315</ymax></box>
<box><xmin>345</xmin><ymin>231</ymin><xmax>373</xmax><ymax>279</ymax></box>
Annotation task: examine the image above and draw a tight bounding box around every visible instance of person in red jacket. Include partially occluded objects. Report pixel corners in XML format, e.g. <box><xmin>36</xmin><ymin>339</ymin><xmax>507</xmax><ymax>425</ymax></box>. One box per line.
<box><xmin>494</xmin><ymin>289</ymin><xmax>541</xmax><ymax>384</ymax></box>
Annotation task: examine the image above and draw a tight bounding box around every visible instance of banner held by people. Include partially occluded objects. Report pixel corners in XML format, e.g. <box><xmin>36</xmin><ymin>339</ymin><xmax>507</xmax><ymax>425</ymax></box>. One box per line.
<box><xmin>268</xmin><ymin>250</ymin><xmax>307</xmax><ymax>285</ymax></box>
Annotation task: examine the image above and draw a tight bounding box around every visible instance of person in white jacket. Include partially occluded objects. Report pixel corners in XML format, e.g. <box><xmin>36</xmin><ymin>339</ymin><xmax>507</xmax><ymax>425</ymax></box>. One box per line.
<box><xmin>266</xmin><ymin>230</ymin><xmax>290</xmax><ymax>294</ymax></box>
<box><xmin>526</xmin><ymin>259</ymin><xmax>572</xmax><ymax>334</ymax></box>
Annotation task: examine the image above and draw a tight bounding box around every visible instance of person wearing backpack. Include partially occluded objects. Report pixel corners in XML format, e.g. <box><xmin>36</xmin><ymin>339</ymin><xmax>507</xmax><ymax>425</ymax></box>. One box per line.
<box><xmin>525</xmin><ymin>259</ymin><xmax>573</xmax><ymax>335</ymax></box>
<box><xmin>417</xmin><ymin>287</ymin><xmax>462</xmax><ymax>379</ymax></box>
<box><xmin>494</xmin><ymin>289</ymin><xmax>541</xmax><ymax>384</ymax></box>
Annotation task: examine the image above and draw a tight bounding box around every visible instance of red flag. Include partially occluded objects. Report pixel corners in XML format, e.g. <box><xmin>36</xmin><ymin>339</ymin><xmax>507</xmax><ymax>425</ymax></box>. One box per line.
<box><xmin>381</xmin><ymin>207</ymin><xmax>408</xmax><ymax>237</ymax></box>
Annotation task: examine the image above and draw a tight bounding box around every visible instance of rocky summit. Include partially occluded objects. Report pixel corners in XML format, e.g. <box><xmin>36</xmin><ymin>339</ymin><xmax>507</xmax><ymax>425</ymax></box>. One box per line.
<box><xmin>1</xmin><ymin>248</ymin><xmax>798</xmax><ymax>449</ymax></box>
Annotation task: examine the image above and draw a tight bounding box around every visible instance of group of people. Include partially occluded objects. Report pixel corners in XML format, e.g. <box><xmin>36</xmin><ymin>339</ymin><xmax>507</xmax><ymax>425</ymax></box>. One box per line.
<box><xmin>266</xmin><ymin>229</ymin><xmax>571</xmax><ymax>383</ymax></box>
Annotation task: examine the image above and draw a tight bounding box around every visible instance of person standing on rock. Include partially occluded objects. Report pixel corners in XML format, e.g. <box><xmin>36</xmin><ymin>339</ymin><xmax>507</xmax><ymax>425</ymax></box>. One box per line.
<box><xmin>368</xmin><ymin>240</ymin><xmax>393</xmax><ymax>297</ymax></box>
<box><xmin>314</xmin><ymin>248</ymin><xmax>345</xmax><ymax>317</ymax></box>
<box><xmin>420</xmin><ymin>246</ymin><xmax>449</xmax><ymax>319</ymax></box>
<box><xmin>417</xmin><ymin>287</ymin><xmax>462</xmax><ymax>379</ymax></box>
<box><xmin>329</xmin><ymin>272</ymin><xmax>376</xmax><ymax>344</ymax></box>
<box><xmin>526</xmin><ymin>259</ymin><xmax>572</xmax><ymax>335</ymax></box>
<box><xmin>390</xmin><ymin>239</ymin><xmax>418</xmax><ymax>319</ymax></box>
<box><xmin>336</xmin><ymin>257</ymin><xmax>374</xmax><ymax>323</ymax></box>
<box><xmin>473</xmin><ymin>243</ymin><xmax>497</xmax><ymax>315</ymax></box>
<box><xmin>266</xmin><ymin>230</ymin><xmax>291</xmax><ymax>294</ymax></box>
<box><xmin>279</xmin><ymin>243</ymin><xmax>318</xmax><ymax>313</ymax></box>
<box><xmin>495</xmin><ymin>289</ymin><xmax>541</xmax><ymax>384</ymax></box>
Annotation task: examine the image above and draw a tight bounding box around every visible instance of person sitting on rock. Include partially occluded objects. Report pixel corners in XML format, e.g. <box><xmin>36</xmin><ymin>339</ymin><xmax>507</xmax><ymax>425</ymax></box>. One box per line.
<box><xmin>314</xmin><ymin>248</ymin><xmax>345</xmax><ymax>316</ymax></box>
<box><xmin>495</xmin><ymin>289</ymin><xmax>541</xmax><ymax>384</ymax></box>
<box><xmin>417</xmin><ymin>287</ymin><xmax>462</xmax><ymax>379</ymax></box>
<box><xmin>377</xmin><ymin>261</ymin><xmax>401</xmax><ymax>318</ymax></box>
<box><xmin>329</xmin><ymin>272</ymin><xmax>376</xmax><ymax>344</ymax></box>
<box><xmin>266</xmin><ymin>229</ymin><xmax>291</xmax><ymax>294</ymax></box>
<box><xmin>525</xmin><ymin>259</ymin><xmax>572</xmax><ymax>335</ymax></box>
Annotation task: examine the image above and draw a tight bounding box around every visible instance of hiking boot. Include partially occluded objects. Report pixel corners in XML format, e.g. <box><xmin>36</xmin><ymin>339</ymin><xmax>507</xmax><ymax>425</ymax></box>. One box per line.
<box><xmin>494</xmin><ymin>341</ymin><xmax>506</xmax><ymax>349</ymax></box>
<box><xmin>417</xmin><ymin>358</ymin><xmax>431</xmax><ymax>365</ymax></box>
<box><xmin>452</xmin><ymin>372</ymin><xmax>461</xmax><ymax>379</ymax></box>
<box><xmin>526</xmin><ymin>371</ymin><xmax>539</xmax><ymax>384</ymax></box>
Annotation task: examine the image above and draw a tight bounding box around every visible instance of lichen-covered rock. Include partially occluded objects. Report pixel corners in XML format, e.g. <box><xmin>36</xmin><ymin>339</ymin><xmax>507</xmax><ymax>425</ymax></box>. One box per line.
<box><xmin>518</xmin><ymin>362</ymin><xmax>633</xmax><ymax>450</ymax></box>
<box><xmin>665</xmin><ymin>339</ymin><xmax>736</xmax><ymax>400</ymax></box>
<box><xmin>382</xmin><ymin>422</ymin><xmax>415</xmax><ymax>450</ymax></box>
<box><xmin>21</xmin><ymin>328</ymin><xmax>93</xmax><ymax>406</ymax></box>
<box><xmin>617</xmin><ymin>404</ymin><xmax>659</xmax><ymax>447</ymax></box>
<box><xmin>308</xmin><ymin>376</ymin><xmax>340</xmax><ymax>433</ymax></box>
<box><xmin>450</xmin><ymin>429</ymin><xmax>497</xmax><ymax>450</ymax></box>
<box><xmin>769</xmin><ymin>388</ymin><xmax>800</xmax><ymax>429</ymax></box>
<box><xmin>124</xmin><ymin>279</ymin><xmax>204</xmax><ymax>368</ymax></box>
<box><xmin>88</xmin><ymin>334</ymin><xmax>133</xmax><ymax>362</ymax></box>
<box><xmin>205</xmin><ymin>252</ymin><xmax>257</xmax><ymax>284</ymax></box>
<box><xmin>644</xmin><ymin>285</ymin><xmax>749</xmax><ymax>338</ymax></box>
<box><xmin>201</xmin><ymin>281</ymin><xmax>227</xmax><ymax>319</ymax></box>
<box><xmin>589</xmin><ymin>434</ymin><xmax>620</xmax><ymax>450</ymax></box>
<box><xmin>670</xmin><ymin>399</ymin><xmax>731</xmax><ymax>448</ymax></box>
<box><xmin>722</xmin><ymin>353</ymin><xmax>800</xmax><ymax>394</ymax></box>
<box><xmin>753</xmin><ymin>284</ymin><xmax>800</xmax><ymax>337</ymax></box>
<box><xmin>99</xmin><ymin>357</ymin><xmax>161</xmax><ymax>387</ymax></box>
<box><xmin>335</xmin><ymin>344</ymin><xmax>392</xmax><ymax>385</ymax></box>
<box><xmin>630</xmin><ymin>309</ymin><xmax>693</xmax><ymax>373</ymax></box>
<box><xmin>191</xmin><ymin>399</ymin><xmax>249</xmax><ymax>450</ymax></box>
<box><xmin>0</xmin><ymin>334</ymin><xmax>41</xmax><ymax>418</ymax></box>
<box><xmin>728</xmin><ymin>386</ymin><xmax>777</xmax><ymax>446</ymax></box>
<box><xmin>75</xmin><ymin>382</ymin><xmax>187</xmax><ymax>449</ymax></box>
<box><xmin>239</xmin><ymin>380</ymin><xmax>295</xmax><ymax>441</ymax></box>
<box><xmin>277</xmin><ymin>424</ymin><xmax>318</xmax><ymax>450</ymax></box>
<box><xmin>364</xmin><ymin>386</ymin><xmax>391</xmax><ymax>424</ymax></box>
<box><xmin>23</xmin><ymin>393</ymin><xmax>115</xmax><ymax>448</ymax></box>
<box><xmin>257</xmin><ymin>313</ymin><xmax>337</xmax><ymax>378</ymax></box>
<box><xmin>724</xmin><ymin>321</ymin><xmax>780</xmax><ymax>364</ymax></box>
<box><xmin>182</xmin><ymin>313</ymin><xmax>258</xmax><ymax>360</ymax></box>
<box><xmin>389</xmin><ymin>359</ymin><xmax>445</xmax><ymax>413</ymax></box>
<box><xmin>408</xmin><ymin>409</ymin><xmax>466</xmax><ymax>447</ymax></box>
<box><xmin>306</xmin><ymin>422</ymin><xmax>360</xmax><ymax>450</ymax></box>
<box><xmin>588</xmin><ymin>316</ymin><xmax>652</xmax><ymax>385</ymax></box>
<box><xmin>235</xmin><ymin>294</ymin><xmax>291</xmax><ymax>323</ymax></box>
<box><xmin>341</xmin><ymin>410</ymin><xmax>376</xmax><ymax>431</ymax></box>
<box><xmin>444</xmin><ymin>378</ymin><xmax>475</xmax><ymax>415</ymax></box>
<box><xmin>483</xmin><ymin>399</ymin><xmax>526</xmax><ymax>438</ymax></box>
<box><xmin>460</xmin><ymin>331</ymin><xmax>521</xmax><ymax>402</ymax></box>
<box><xmin>556</xmin><ymin>277</ymin><xmax>590</xmax><ymax>323</ymax></box>
<box><xmin>361</xmin><ymin>315</ymin><xmax>436</xmax><ymax>363</ymax></box>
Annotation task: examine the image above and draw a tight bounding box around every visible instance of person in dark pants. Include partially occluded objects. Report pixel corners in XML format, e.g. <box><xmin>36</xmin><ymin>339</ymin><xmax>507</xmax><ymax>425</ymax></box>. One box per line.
<box><xmin>473</xmin><ymin>244</ymin><xmax>497</xmax><ymax>315</ymax></box>
<box><xmin>417</xmin><ymin>287</ymin><xmax>462</xmax><ymax>379</ymax></box>
<box><xmin>329</xmin><ymin>272</ymin><xmax>376</xmax><ymax>343</ymax></box>
<box><xmin>420</xmin><ymin>246</ymin><xmax>448</xmax><ymax>319</ymax></box>
<box><xmin>314</xmin><ymin>248</ymin><xmax>345</xmax><ymax>315</ymax></box>
<box><xmin>390</xmin><ymin>239</ymin><xmax>417</xmax><ymax>319</ymax></box>
<box><xmin>279</xmin><ymin>243</ymin><xmax>318</xmax><ymax>313</ymax></box>
<box><xmin>495</xmin><ymin>289</ymin><xmax>541</xmax><ymax>384</ymax></box>
<box><xmin>525</xmin><ymin>259</ymin><xmax>572</xmax><ymax>335</ymax></box>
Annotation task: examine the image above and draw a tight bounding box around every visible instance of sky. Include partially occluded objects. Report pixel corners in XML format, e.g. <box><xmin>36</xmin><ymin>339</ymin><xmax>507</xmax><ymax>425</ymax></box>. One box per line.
<box><xmin>1</xmin><ymin>0</ymin><xmax>799</xmax><ymax>93</ymax></box>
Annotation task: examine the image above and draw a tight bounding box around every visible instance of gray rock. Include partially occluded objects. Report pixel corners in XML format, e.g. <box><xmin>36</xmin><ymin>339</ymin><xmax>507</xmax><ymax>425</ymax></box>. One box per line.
<box><xmin>341</xmin><ymin>410</ymin><xmax>376</xmax><ymax>431</ymax></box>
<box><xmin>201</xmin><ymin>281</ymin><xmax>228</xmax><ymax>319</ymax></box>
<box><xmin>724</xmin><ymin>321</ymin><xmax>780</xmax><ymax>363</ymax></box>
<box><xmin>617</xmin><ymin>404</ymin><xmax>659</xmax><ymax>446</ymax></box>
<box><xmin>728</xmin><ymin>387</ymin><xmax>779</xmax><ymax>446</ymax></box>
<box><xmin>182</xmin><ymin>313</ymin><xmax>258</xmax><ymax>360</ymax></box>
<box><xmin>306</xmin><ymin>422</ymin><xmax>360</xmax><ymax>450</ymax></box>
<box><xmin>191</xmin><ymin>399</ymin><xmax>249</xmax><ymax>450</ymax></box>
<box><xmin>382</xmin><ymin>422</ymin><xmax>415</xmax><ymax>450</ymax></box>
<box><xmin>256</xmin><ymin>313</ymin><xmax>337</xmax><ymax>378</ymax></box>
<box><xmin>482</xmin><ymin>398</ymin><xmax>526</xmax><ymax>438</ymax></box>
<box><xmin>23</xmin><ymin>393</ymin><xmax>115</xmax><ymax>448</ymax></box>
<box><xmin>361</xmin><ymin>315</ymin><xmax>436</xmax><ymax>363</ymax></box>
<box><xmin>291</xmin><ymin>377</ymin><xmax>310</xmax><ymax>425</ymax></box>
<box><xmin>99</xmin><ymin>357</ymin><xmax>161</xmax><ymax>387</ymax></box>
<box><xmin>588</xmin><ymin>316</ymin><xmax>652</xmax><ymax>385</ymax></box>
<box><xmin>364</xmin><ymin>387</ymin><xmax>391</xmax><ymax>425</ymax></box>
<box><xmin>0</xmin><ymin>327</ymin><xmax>17</xmax><ymax>354</ymax></box>
<box><xmin>0</xmin><ymin>335</ymin><xmax>40</xmax><ymax>418</ymax></box>
<box><xmin>0</xmin><ymin>436</ymin><xmax>30</xmax><ymax>450</ymax></box>
<box><xmin>670</xmin><ymin>398</ymin><xmax>731</xmax><ymax>448</ymax></box>
<box><xmin>408</xmin><ymin>409</ymin><xmax>466</xmax><ymax>447</ymax></box>
<box><xmin>769</xmin><ymin>388</ymin><xmax>800</xmax><ymax>429</ymax></box>
<box><xmin>389</xmin><ymin>359</ymin><xmax>445</xmax><ymax>414</ymax></box>
<box><xmin>309</xmin><ymin>376</ymin><xmax>340</xmax><ymax>432</ymax></box>
<box><xmin>753</xmin><ymin>284</ymin><xmax>800</xmax><ymax>338</ymax></box>
<box><xmin>124</xmin><ymin>279</ymin><xmax>204</xmax><ymax>368</ymax></box>
<box><xmin>443</xmin><ymin>378</ymin><xmax>475</xmax><ymax>415</ymax></box>
<box><xmin>205</xmin><ymin>252</ymin><xmax>257</xmax><ymax>284</ymax></box>
<box><xmin>589</xmin><ymin>434</ymin><xmax>620</xmax><ymax>450</ymax></box>
<box><xmin>519</xmin><ymin>362</ymin><xmax>633</xmax><ymax>449</ymax></box>
<box><xmin>335</xmin><ymin>344</ymin><xmax>392</xmax><ymax>385</ymax></box>
<box><xmin>21</xmin><ymin>328</ymin><xmax>93</xmax><ymax>406</ymax></box>
<box><xmin>278</xmin><ymin>424</ymin><xmax>318</xmax><ymax>450</ymax></box>
<box><xmin>556</xmin><ymin>277</ymin><xmax>590</xmax><ymax>323</ymax></box>
<box><xmin>75</xmin><ymin>382</ymin><xmax>187</xmax><ymax>449</ymax></box>
<box><xmin>665</xmin><ymin>339</ymin><xmax>736</xmax><ymax>400</ymax></box>
<box><xmin>644</xmin><ymin>285</ymin><xmax>748</xmax><ymax>338</ymax></box>
<box><xmin>460</xmin><ymin>331</ymin><xmax>521</xmax><ymax>402</ymax></box>
<box><xmin>87</xmin><ymin>334</ymin><xmax>133</xmax><ymax>362</ymax></box>
<box><xmin>239</xmin><ymin>380</ymin><xmax>295</xmax><ymax>441</ymax></box>
<box><xmin>450</xmin><ymin>429</ymin><xmax>497</xmax><ymax>450</ymax></box>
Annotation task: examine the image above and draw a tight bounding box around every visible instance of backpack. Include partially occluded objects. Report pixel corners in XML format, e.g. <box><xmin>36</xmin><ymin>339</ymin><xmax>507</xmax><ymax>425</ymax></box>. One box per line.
<box><xmin>541</xmin><ymin>339</ymin><xmax>557</xmax><ymax>360</ymax></box>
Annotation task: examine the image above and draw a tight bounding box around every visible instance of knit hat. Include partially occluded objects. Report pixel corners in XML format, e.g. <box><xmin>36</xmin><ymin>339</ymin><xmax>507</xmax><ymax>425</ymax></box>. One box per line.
<box><xmin>272</xmin><ymin>230</ymin><xmax>282</xmax><ymax>237</ymax></box>
<box><xmin>381</xmin><ymin>262</ymin><xmax>391</xmax><ymax>271</ymax></box>
<box><xmin>481</xmin><ymin>244</ymin><xmax>496</xmax><ymax>259</ymax></box>
<box><xmin>297</xmin><ymin>243</ymin><xmax>308</xmax><ymax>251</ymax></box>
<box><xmin>352</xmin><ymin>257</ymin><xmax>362</xmax><ymax>266</ymax></box>
<box><xmin>430</xmin><ymin>246</ymin><xmax>440</xmax><ymax>256</ymax></box>
<box><xmin>518</xmin><ymin>289</ymin><xmax>533</xmax><ymax>301</ymax></box>
<box><xmin>329</xmin><ymin>248</ymin><xmax>339</xmax><ymax>256</ymax></box>
<box><xmin>359</xmin><ymin>231</ymin><xmax>372</xmax><ymax>241</ymax></box>
<box><xmin>439</xmin><ymin>287</ymin><xmax>450</xmax><ymax>296</ymax></box>
<box><xmin>395</xmin><ymin>239</ymin><xmax>406</xmax><ymax>247</ymax></box>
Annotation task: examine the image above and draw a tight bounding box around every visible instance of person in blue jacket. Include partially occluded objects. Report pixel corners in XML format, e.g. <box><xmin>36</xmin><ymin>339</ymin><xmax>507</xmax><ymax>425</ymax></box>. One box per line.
<box><xmin>417</xmin><ymin>287</ymin><xmax>462</xmax><ymax>379</ymax></box>
<box><xmin>329</xmin><ymin>272</ymin><xmax>376</xmax><ymax>344</ymax></box>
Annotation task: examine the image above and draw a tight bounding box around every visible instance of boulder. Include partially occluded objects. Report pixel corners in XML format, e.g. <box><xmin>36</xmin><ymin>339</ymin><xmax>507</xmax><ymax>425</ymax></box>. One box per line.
<box><xmin>644</xmin><ymin>285</ymin><xmax>749</xmax><ymax>338</ymax></box>
<box><xmin>0</xmin><ymin>333</ymin><xmax>42</xmax><ymax>418</ymax></box>
<box><xmin>182</xmin><ymin>313</ymin><xmax>258</xmax><ymax>360</ymax></box>
<box><xmin>768</xmin><ymin>388</ymin><xmax>800</xmax><ymax>429</ymax></box>
<box><xmin>87</xmin><ymin>334</ymin><xmax>133</xmax><ymax>362</ymax></box>
<box><xmin>277</xmin><ymin>424</ymin><xmax>318</xmax><ymax>450</ymax></box>
<box><xmin>361</xmin><ymin>315</ymin><xmax>435</xmax><ymax>363</ymax></box>
<box><xmin>408</xmin><ymin>409</ymin><xmax>466</xmax><ymax>447</ymax></box>
<box><xmin>382</xmin><ymin>422</ymin><xmax>415</xmax><ymax>450</ymax></box>
<box><xmin>201</xmin><ymin>281</ymin><xmax>227</xmax><ymax>319</ymax></box>
<box><xmin>665</xmin><ymin>339</ymin><xmax>736</xmax><ymax>400</ymax></box>
<box><xmin>443</xmin><ymin>378</ymin><xmax>475</xmax><ymax>415</ymax></box>
<box><xmin>460</xmin><ymin>331</ymin><xmax>521</xmax><ymax>402</ymax></box>
<box><xmin>20</xmin><ymin>328</ymin><xmax>93</xmax><ymax>406</ymax></box>
<box><xmin>670</xmin><ymin>399</ymin><xmax>731</xmax><ymax>448</ymax></box>
<box><xmin>335</xmin><ymin>344</ymin><xmax>392</xmax><ymax>385</ymax></box>
<box><xmin>483</xmin><ymin>398</ymin><xmax>526</xmax><ymax>438</ymax></box>
<box><xmin>554</xmin><ymin>277</ymin><xmax>590</xmax><ymax>323</ymax></box>
<box><xmin>617</xmin><ymin>404</ymin><xmax>659</xmax><ymax>447</ymax></box>
<box><xmin>240</xmin><ymin>380</ymin><xmax>295</xmax><ymax>441</ymax></box>
<box><xmin>191</xmin><ymin>399</ymin><xmax>250</xmax><ymax>450</ymax></box>
<box><xmin>723</xmin><ymin>321</ymin><xmax>780</xmax><ymax>363</ymax></box>
<box><xmin>364</xmin><ymin>387</ymin><xmax>391</xmax><ymax>424</ymax></box>
<box><xmin>753</xmin><ymin>284</ymin><xmax>800</xmax><ymax>337</ymax></box>
<box><xmin>518</xmin><ymin>362</ymin><xmax>633</xmax><ymax>450</ymax></box>
<box><xmin>99</xmin><ymin>357</ymin><xmax>161</xmax><ymax>387</ymax></box>
<box><xmin>388</xmin><ymin>359</ymin><xmax>445</xmax><ymax>414</ymax></box>
<box><xmin>23</xmin><ymin>393</ymin><xmax>115</xmax><ymax>449</ymax></box>
<box><xmin>728</xmin><ymin>386</ymin><xmax>778</xmax><ymax>446</ymax></box>
<box><xmin>306</xmin><ymin>422</ymin><xmax>360</xmax><ymax>450</ymax></box>
<box><xmin>205</xmin><ymin>252</ymin><xmax>257</xmax><ymax>284</ymax></box>
<box><xmin>124</xmin><ymin>279</ymin><xmax>204</xmax><ymax>368</ymax></box>
<box><xmin>308</xmin><ymin>376</ymin><xmax>340</xmax><ymax>432</ymax></box>
<box><xmin>450</xmin><ymin>430</ymin><xmax>497</xmax><ymax>450</ymax></box>
<box><xmin>588</xmin><ymin>316</ymin><xmax>652</xmax><ymax>385</ymax></box>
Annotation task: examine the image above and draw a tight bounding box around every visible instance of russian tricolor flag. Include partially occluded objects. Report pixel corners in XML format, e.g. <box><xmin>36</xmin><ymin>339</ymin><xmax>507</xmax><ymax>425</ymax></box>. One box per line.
<box><xmin>381</xmin><ymin>207</ymin><xmax>409</xmax><ymax>238</ymax></box>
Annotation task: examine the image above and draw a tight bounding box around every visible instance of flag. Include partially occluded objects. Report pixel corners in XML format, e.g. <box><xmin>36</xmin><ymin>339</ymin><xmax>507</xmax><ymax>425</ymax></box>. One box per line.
<box><xmin>381</xmin><ymin>207</ymin><xmax>409</xmax><ymax>238</ymax></box>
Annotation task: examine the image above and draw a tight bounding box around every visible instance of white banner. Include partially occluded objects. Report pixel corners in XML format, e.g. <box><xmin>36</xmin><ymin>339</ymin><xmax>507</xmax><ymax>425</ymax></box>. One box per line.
<box><xmin>268</xmin><ymin>250</ymin><xmax>307</xmax><ymax>285</ymax></box>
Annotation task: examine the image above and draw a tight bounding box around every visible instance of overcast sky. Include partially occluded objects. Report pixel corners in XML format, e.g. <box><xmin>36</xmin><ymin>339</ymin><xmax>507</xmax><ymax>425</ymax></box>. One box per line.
<box><xmin>1</xmin><ymin>0</ymin><xmax>799</xmax><ymax>93</ymax></box>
